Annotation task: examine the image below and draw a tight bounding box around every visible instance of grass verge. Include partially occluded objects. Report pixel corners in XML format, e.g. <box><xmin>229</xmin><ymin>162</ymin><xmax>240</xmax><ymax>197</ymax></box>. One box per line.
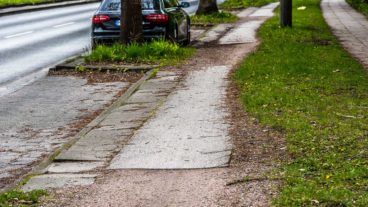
<box><xmin>220</xmin><ymin>0</ymin><xmax>275</xmax><ymax>9</ymax></box>
<box><xmin>346</xmin><ymin>0</ymin><xmax>368</xmax><ymax>16</ymax></box>
<box><xmin>191</xmin><ymin>11</ymin><xmax>238</xmax><ymax>25</ymax></box>
<box><xmin>234</xmin><ymin>0</ymin><xmax>368</xmax><ymax>206</ymax></box>
<box><xmin>85</xmin><ymin>40</ymin><xmax>195</xmax><ymax>66</ymax></box>
<box><xmin>0</xmin><ymin>190</ymin><xmax>47</xmax><ymax>206</ymax></box>
<box><xmin>0</xmin><ymin>0</ymin><xmax>56</xmax><ymax>7</ymax></box>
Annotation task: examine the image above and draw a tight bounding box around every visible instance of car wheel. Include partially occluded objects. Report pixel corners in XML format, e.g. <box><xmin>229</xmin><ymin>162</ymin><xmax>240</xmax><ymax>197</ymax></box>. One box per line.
<box><xmin>182</xmin><ymin>23</ymin><xmax>191</xmax><ymax>46</ymax></box>
<box><xmin>91</xmin><ymin>39</ymin><xmax>98</xmax><ymax>49</ymax></box>
<box><xmin>167</xmin><ymin>24</ymin><xmax>179</xmax><ymax>43</ymax></box>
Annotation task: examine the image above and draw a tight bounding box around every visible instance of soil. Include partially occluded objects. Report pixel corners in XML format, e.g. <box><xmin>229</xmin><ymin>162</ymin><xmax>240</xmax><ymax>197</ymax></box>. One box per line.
<box><xmin>48</xmin><ymin>70</ymin><xmax>143</xmax><ymax>84</ymax></box>
<box><xmin>41</xmin><ymin>42</ymin><xmax>286</xmax><ymax>206</ymax></box>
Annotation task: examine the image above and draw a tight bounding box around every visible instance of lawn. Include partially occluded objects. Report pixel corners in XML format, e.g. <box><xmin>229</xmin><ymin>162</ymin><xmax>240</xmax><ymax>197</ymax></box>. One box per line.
<box><xmin>234</xmin><ymin>0</ymin><xmax>368</xmax><ymax>206</ymax></box>
<box><xmin>346</xmin><ymin>0</ymin><xmax>368</xmax><ymax>16</ymax></box>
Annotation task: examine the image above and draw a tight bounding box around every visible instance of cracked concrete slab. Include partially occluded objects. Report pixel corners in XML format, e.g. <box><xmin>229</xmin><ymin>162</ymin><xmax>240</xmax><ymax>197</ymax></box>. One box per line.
<box><xmin>47</xmin><ymin>162</ymin><xmax>104</xmax><ymax>173</ymax></box>
<box><xmin>22</xmin><ymin>174</ymin><xmax>97</xmax><ymax>191</ymax></box>
<box><xmin>109</xmin><ymin>66</ymin><xmax>232</xmax><ymax>169</ymax></box>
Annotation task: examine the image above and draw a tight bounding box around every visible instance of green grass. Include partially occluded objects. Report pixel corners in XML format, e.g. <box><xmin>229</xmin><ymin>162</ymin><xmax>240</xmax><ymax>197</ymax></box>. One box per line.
<box><xmin>0</xmin><ymin>0</ymin><xmax>55</xmax><ymax>7</ymax></box>
<box><xmin>0</xmin><ymin>190</ymin><xmax>47</xmax><ymax>207</ymax></box>
<box><xmin>220</xmin><ymin>0</ymin><xmax>275</xmax><ymax>9</ymax></box>
<box><xmin>86</xmin><ymin>40</ymin><xmax>195</xmax><ymax>66</ymax></box>
<box><xmin>234</xmin><ymin>0</ymin><xmax>368</xmax><ymax>206</ymax></box>
<box><xmin>191</xmin><ymin>11</ymin><xmax>239</xmax><ymax>25</ymax></box>
<box><xmin>346</xmin><ymin>0</ymin><xmax>368</xmax><ymax>16</ymax></box>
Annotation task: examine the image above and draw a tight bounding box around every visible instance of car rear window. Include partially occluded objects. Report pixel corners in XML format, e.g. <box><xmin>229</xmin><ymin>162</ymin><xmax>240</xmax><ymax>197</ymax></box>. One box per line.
<box><xmin>100</xmin><ymin>0</ymin><xmax>160</xmax><ymax>11</ymax></box>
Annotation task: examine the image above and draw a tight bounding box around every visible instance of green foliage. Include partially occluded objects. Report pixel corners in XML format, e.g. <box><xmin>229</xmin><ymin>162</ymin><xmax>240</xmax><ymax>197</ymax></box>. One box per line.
<box><xmin>220</xmin><ymin>0</ymin><xmax>276</xmax><ymax>9</ymax></box>
<box><xmin>85</xmin><ymin>40</ymin><xmax>195</xmax><ymax>66</ymax></box>
<box><xmin>0</xmin><ymin>0</ymin><xmax>52</xmax><ymax>7</ymax></box>
<box><xmin>0</xmin><ymin>190</ymin><xmax>47</xmax><ymax>207</ymax></box>
<box><xmin>347</xmin><ymin>0</ymin><xmax>368</xmax><ymax>16</ymax></box>
<box><xmin>191</xmin><ymin>11</ymin><xmax>239</xmax><ymax>25</ymax></box>
<box><xmin>234</xmin><ymin>0</ymin><xmax>368</xmax><ymax>205</ymax></box>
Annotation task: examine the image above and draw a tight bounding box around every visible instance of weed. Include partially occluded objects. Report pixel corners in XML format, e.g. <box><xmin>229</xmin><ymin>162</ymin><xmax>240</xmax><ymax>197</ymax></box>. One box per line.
<box><xmin>0</xmin><ymin>189</ymin><xmax>47</xmax><ymax>206</ymax></box>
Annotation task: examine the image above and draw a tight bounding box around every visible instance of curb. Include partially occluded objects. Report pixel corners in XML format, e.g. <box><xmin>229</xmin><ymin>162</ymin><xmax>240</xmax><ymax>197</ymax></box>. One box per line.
<box><xmin>50</xmin><ymin>56</ymin><xmax>158</xmax><ymax>72</ymax></box>
<box><xmin>1</xmin><ymin>69</ymin><xmax>154</xmax><ymax>193</ymax></box>
<box><xmin>0</xmin><ymin>0</ymin><xmax>100</xmax><ymax>17</ymax></box>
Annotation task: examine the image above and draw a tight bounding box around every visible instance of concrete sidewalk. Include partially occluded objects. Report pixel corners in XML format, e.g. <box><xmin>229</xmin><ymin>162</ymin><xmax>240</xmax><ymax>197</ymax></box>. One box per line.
<box><xmin>322</xmin><ymin>0</ymin><xmax>368</xmax><ymax>68</ymax></box>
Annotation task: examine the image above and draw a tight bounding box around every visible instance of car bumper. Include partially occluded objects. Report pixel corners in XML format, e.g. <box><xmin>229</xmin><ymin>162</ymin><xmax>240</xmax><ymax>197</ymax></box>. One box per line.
<box><xmin>92</xmin><ymin>27</ymin><xmax>166</xmax><ymax>42</ymax></box>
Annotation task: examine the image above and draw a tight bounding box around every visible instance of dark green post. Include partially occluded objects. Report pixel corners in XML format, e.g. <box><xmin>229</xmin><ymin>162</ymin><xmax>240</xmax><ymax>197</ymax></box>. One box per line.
<box><xmin>280</xmin><ymin>0</ymin><xmax>292</xmax><ymax>27</ymax></box>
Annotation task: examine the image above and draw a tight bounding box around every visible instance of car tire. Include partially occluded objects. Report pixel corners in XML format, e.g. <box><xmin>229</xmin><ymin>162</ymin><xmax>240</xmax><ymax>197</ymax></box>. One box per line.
<box><xmin>182</xmin><ymin>23</ymin><xmax>191</xmax><ymax>46</ymax></box>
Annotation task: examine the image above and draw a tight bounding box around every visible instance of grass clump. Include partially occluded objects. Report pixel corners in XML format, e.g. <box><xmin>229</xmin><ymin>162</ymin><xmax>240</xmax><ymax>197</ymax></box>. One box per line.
<box><xmin>0</xmin><ymin>190</ymin><xmax>47</xmax><ymax>206</ymax></box>
<box><xmin>85</xmin><ymin>40</ymin><xmax>194</xmax><ymax>66</ymax></box>
<box><xmin>0</xmin><ymin>0</ymin><xmax>52</xmax><ymax>7</ymax></box>
<box><xmin>346</xmin><ymin>0</ymin><xmax>368</xmax><ymax>16</ymax></box>
<box><xmin>191</xmin><ymin>11</ymin><xmax>239</xmax><ymax>25</ymax></box>
<box><xmin>234</xmin><ymin>0</ymin><xmax>368</xmax><ymax>206</ymax></box>
<box><xmin>220</xmin><ymin>0</ymin><xmax>275</xmax><ymax>9</ymax></box>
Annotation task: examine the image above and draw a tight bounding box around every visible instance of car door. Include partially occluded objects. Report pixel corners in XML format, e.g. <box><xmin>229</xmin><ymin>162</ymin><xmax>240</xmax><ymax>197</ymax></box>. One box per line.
<box><xmin>163</xmin><ymin>0</ymin><xmax>187</xmax><ymax>40</ymax></box>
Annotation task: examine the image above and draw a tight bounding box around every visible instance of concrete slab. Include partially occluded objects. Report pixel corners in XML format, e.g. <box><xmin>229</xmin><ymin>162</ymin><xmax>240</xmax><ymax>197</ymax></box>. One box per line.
<box><xmin>109</xmin><ymin>66</ymin><xmax>232</xmax><ymax>169</ymax></box>
<box><xmin>56</xmin><ymin>129</ymin><xmax>131</xmax><ymax>161</ymax></box>
<box><xmin>197</xmin><ymin>24</ymin><xmax>233</xmax><ymax>43</ymax></box>
<box><xmin>47</xmin><ymin>162</ymin><xmax>104</xmax><ymax>173</ymax></box>
<box><xmin>22</xmin><ymin>174</ymin><xmax>96</xmax><ymax>191</ymax></box>
<box><xmin>219</xmin><ymin>20</ymin><xmax>263</xmax><ymax>44</ymax></box>
<box><xmin>237</xmin><ymin>7</ymin><xmax>257</xmax><ymax>18</ymax></box>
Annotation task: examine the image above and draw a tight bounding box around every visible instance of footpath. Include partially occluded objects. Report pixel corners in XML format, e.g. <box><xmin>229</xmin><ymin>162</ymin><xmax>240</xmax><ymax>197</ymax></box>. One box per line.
<box><xmin>322</xmin><ymin>0</ymin><xmax>368</xmax><ymax>68</ymax></box>
<box><xmin>20</xmin><ymin>3</ymin><xmax>280</xmax><ymax>206</ymax></box>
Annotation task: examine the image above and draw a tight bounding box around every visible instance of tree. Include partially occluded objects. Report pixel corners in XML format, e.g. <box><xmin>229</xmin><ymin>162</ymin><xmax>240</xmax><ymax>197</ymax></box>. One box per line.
<box><xmin>120</xmin><ymin>0</ymin><xmax>143</xmax><ymax>44</ymax></box>
<box><xmin>196</xmin><ymin>0</ymin><xmax>219</xmax><ymax>15</ymax></box>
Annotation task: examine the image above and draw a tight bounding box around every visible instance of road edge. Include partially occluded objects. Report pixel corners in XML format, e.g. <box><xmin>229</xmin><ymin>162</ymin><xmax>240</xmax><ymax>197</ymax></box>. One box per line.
<box><xmin>0</xmin><ymin>0</ymin><xmax>100</xmax><ymax>17</ymax></box>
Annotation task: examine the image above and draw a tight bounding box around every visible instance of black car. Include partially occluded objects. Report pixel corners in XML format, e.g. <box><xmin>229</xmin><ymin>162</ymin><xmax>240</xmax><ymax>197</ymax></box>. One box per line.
<box><xmin>91</xmin><ymin>0</ymin><xmax>191</xmax><ymax>47</ymax></box>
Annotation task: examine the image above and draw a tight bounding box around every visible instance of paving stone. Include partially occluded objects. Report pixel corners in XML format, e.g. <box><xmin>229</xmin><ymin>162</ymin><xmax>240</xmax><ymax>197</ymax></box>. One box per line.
<box><xmin>0</xmin><ymin>76</ymin><xmax>129</xmax><ymax>189</ymax></box>
<box><xmin>322</xmin><ymin>0</ymin><xmax>368</xmax><ymax>68</ymax></box>
<box><xmin>22</xmin><ymin>174</ymin><xmax>96</xmax><ymax>191</ymax></box>
<box><xmin>47</xmin><ymin>162</ymin><xmax>104</xmax><ymax>173</ymax></box>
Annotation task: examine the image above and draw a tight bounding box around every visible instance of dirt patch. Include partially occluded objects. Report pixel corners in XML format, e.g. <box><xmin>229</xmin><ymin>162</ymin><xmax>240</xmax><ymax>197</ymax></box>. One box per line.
<box><xmin>48</xmin><ymin>70</ymin><xmax>143</xmax><ymax>84</ymax></box>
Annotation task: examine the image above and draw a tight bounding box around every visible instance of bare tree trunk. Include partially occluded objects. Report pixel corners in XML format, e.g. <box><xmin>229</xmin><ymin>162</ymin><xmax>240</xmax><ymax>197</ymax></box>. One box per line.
<box><xmin>196</xmin><ymin>0</ymin><xmax>219</xmax><ymax>15</ymax></box>
<box><xmin>120</xmin><ymin>0</ymin><xmax>143</xmax><ymax>44</ymax></box>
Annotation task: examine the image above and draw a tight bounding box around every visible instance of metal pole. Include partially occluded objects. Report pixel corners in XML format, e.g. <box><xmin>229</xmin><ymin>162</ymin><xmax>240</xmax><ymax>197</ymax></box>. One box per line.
<box><xmin>280</xmin><ymin>0</ymin><xmax>292</xmax><ymax>27</ymax></box>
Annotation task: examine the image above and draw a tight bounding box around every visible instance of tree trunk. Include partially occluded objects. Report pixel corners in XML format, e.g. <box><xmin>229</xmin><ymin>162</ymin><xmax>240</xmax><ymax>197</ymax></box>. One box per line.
<box><xmin>120</xmin><ymin>0</ymin><xmax>143</xmax><ymax>44</ymax></box>
<box><xmin>196</xmin><ymin>0</ymin><xmax>219</xmax><ymax>15</ymax></box>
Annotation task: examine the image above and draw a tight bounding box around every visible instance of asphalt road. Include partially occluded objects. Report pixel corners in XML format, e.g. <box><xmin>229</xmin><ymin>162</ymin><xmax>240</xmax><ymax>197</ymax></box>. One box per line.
<box><xmin>0</xmin><ymin>3</ymin><xmax>100</xmax><ymax>87</ymax></box>
<box><xmin>0</xmin><ymin>0</ymin><xmax>219</xmax><ymax>95</ymax></box>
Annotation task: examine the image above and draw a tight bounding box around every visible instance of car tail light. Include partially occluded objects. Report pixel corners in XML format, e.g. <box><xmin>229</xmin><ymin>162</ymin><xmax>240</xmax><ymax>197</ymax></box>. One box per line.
<box><xmin>92</xmin><ymin>15</ymin><xmax>111</xmax><ymax>24</ymax></box>
<box><xmin>145</xmin><ymin>14</ymin><xmax>169</xmax><ymax>23</ymax></box>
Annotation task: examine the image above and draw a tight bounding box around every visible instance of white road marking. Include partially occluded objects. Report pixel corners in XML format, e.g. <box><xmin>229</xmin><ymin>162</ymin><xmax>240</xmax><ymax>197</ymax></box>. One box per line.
<box><xmin>53</xmin><ymin>22</ymin><xmax>75</xmax><ymax>28</ymax></box>
<box><xmin>5</xmin><ymin>31</ymin><xmax>33</xmax><ymax>39</ymax></box>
